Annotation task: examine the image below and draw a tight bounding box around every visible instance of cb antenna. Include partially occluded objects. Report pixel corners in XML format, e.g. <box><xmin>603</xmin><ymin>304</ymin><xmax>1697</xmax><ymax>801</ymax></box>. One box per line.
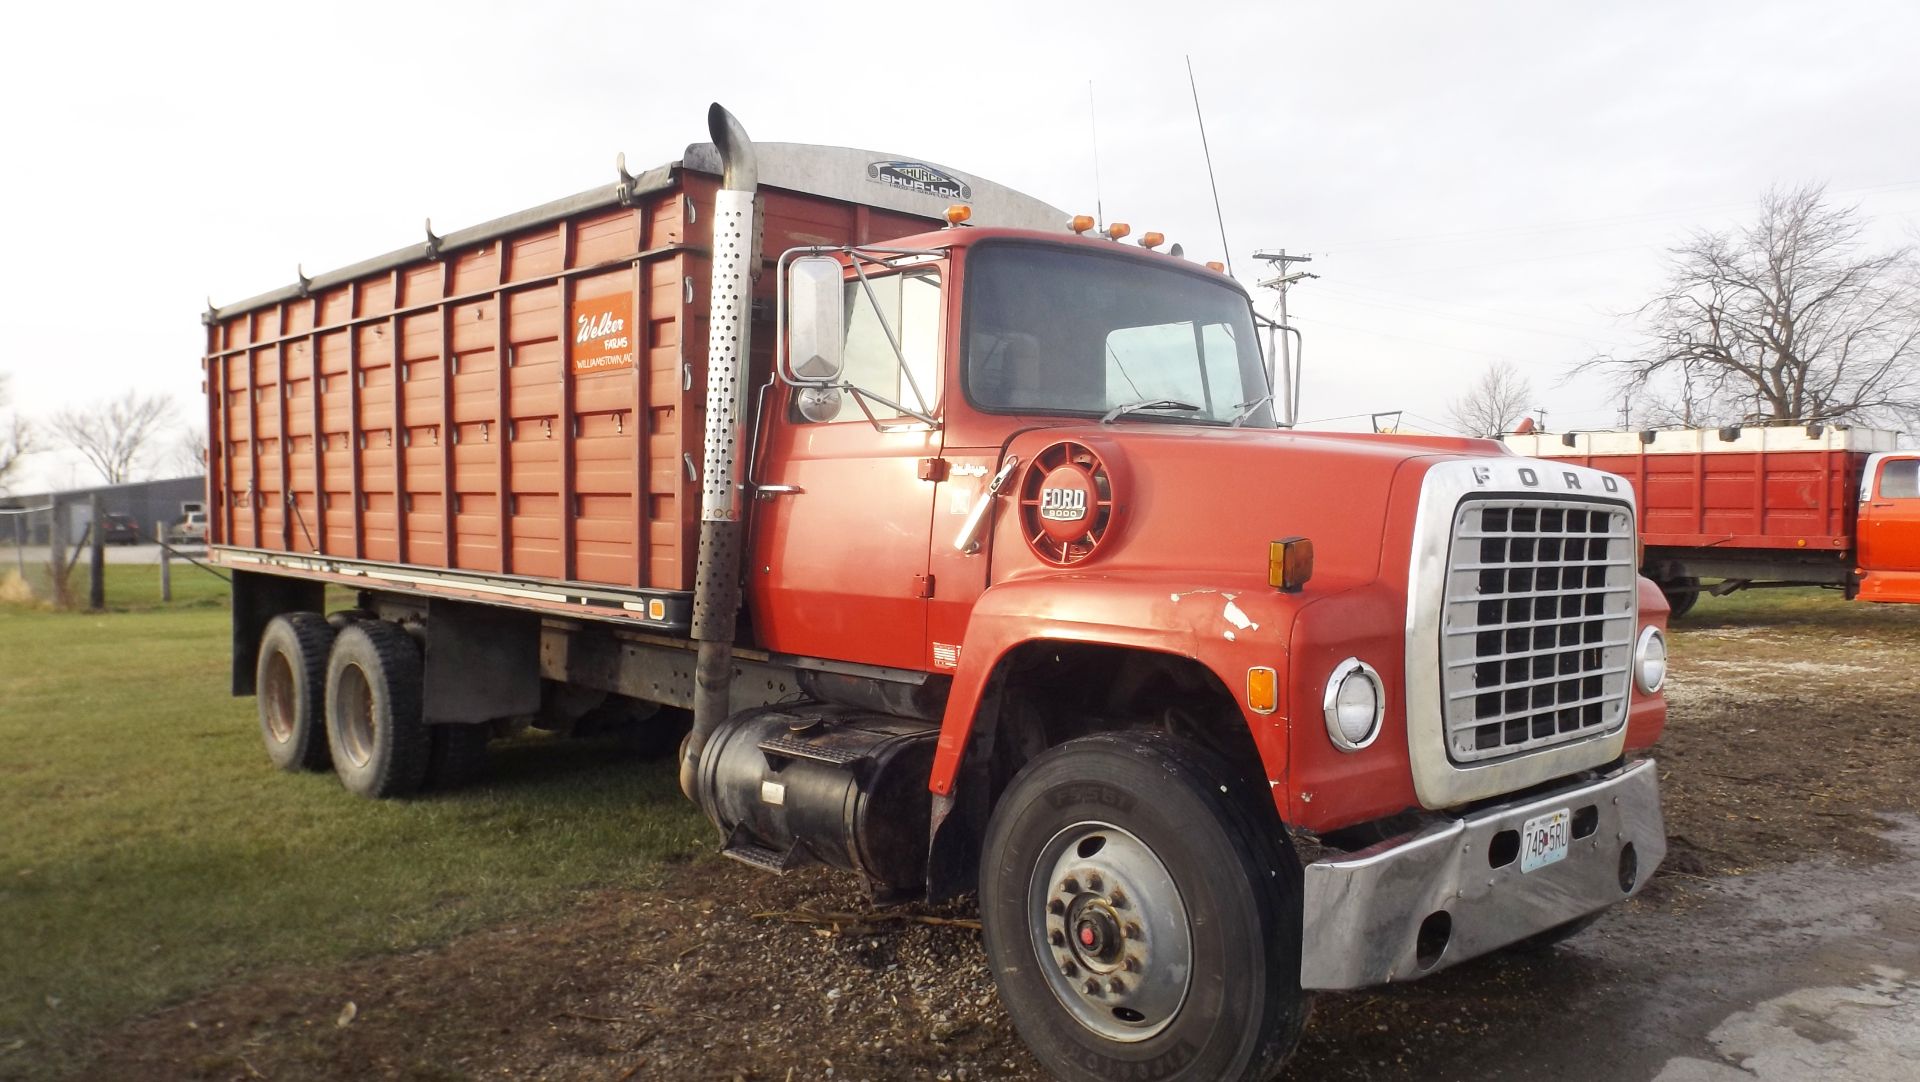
<box><xmin>1088</xmin><ymin>80</ymin><xmax>1105</xmax><ymax>230</ymax></box>
<box><xmin>1186</xmin><ymin>55</ymin><xmax>1233</xmax><ymax>277</ymax></box>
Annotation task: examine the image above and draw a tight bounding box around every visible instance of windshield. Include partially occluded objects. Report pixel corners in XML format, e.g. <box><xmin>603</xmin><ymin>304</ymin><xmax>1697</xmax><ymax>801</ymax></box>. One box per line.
<box><xmin>964</xmin><ymin>243</ymin><xmax>1273</xmax><ymax>426</ymax></box>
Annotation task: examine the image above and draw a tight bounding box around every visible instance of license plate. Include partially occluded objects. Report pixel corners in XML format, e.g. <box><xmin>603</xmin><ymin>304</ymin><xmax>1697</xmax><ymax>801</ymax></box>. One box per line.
<box><xmin>1519</xmin><ymin>808</ymin><xmax>1571</xmax><ymax>873</ymax></box>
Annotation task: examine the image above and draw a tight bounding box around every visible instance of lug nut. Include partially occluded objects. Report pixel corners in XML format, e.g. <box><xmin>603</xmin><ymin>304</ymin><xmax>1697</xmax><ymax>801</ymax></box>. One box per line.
<box><xmin>1062</xmin><ymin>877</ymin><xmax>1081</xmax><ymax>894</ymax></box>
<box><xmin>1060</xmin><ymin>959</ymin><xmax>1079</xmax><ymax>977</ymax></box>
<box><xmin>1123</xmin><ymin>957</ymin><xmax>1141</xmax><ymax>973</ymax></box>
<box><xmin>1087</xmin><ymin>873</ymin><xmax>1104</xmax><ymax>892</ymax></box>
<box><xmin>1110</xmin><ymin>889</ymin><xmax>1128</xmax><ymax>909</ymax></box>
<box><xmin>1124</xmin><ymin>921</ymin><xmax>1143</xmax><ymax>941</ymax></box>
<box><xmin>1048</xmin><ymin>899</ymin><xmax>1066</xmax><ymax>916</ymax></box>
<box><xmin>1084</xmin><ymin>978</ymin><xmax>1102</xmax><ymax>996</ymax></box>
<box><xmin>1050</xmin><ymin>930</ymin><xmax>1065</xmax><ymax>947</ymax></box>
<box><xmin>1109</xmin><ymin>978</ymin><xmax>1126</xmax><ymax>994</ymax></box>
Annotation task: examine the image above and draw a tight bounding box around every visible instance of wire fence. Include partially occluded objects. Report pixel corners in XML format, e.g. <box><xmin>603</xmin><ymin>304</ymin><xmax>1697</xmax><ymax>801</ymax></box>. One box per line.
<box><xmin>0</xmin><ymin>500</ymin><xmax>223</xmax><ymax>608</ymax></box>
<box><xmin>0</xmin><ymin>503</ymin><xmax>67</xmax><ymax>603</ymax></box>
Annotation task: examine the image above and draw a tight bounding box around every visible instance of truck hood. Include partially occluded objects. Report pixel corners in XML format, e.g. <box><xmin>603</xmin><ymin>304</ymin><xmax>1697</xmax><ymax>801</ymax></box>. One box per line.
<box><xmin>992</xmin><ymin>422</ymin><xmax>1504</xmax><ymax>590</ymax></box>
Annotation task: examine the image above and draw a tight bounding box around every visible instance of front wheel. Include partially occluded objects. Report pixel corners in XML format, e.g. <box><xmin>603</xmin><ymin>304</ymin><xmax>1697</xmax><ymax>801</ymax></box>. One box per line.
<box><xmin>979</xmin><ymin>733</ymin><xmax>1308</xmax><ymax>1082</ymax></box>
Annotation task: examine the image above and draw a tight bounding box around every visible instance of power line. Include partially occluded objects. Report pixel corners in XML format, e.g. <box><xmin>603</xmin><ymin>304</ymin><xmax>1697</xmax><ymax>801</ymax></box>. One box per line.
<box><xmin>1289</xmin><ymin>313</ymin><xmax>1545</xmax><ymax>366</ymax></box>
<box><xmin>1305</xmin><ymin>178</ymin><xmax>1920</xmax><ymax>253</ymax></box>
<box><xmin>1361</xmin><ymin>242</ymin><xmax>1662</xmax><ymax>282</ymax></box>
<box><xmin>1311</xmin><ymin>285</ymin><xmax>1628</xmax><ymax>345</ymax></box>
<box><xmin>1316</xmin><ymin>279</ymin><xmax>1624</xmax><ymax>335</ymax></box>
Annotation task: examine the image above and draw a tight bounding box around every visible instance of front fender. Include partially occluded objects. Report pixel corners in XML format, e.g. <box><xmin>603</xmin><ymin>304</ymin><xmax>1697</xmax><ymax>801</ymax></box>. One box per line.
<box><xmin>929</xmin><ymin>573</ymin><xmax>1312</xmax><ymax>797</ymax></box>
<box><xmin>1626</xmin><ymin>575</ymin><xmax>1671</xmax><ymax>753</ymax></box>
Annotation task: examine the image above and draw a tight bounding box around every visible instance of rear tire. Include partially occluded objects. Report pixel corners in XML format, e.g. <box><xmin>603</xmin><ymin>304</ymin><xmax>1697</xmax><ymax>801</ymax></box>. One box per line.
<box><xmin>1657</xmin><ymin>576</ymin><xmax>1700</xmax><ymax>618</ymax></box>
<box><xmin>324</xmin><ymin>621</ymin><xmax>430</xmax><ymax>799</ymax></box>
<box><xmin>425</xmin><ymin>724</ymin><xmax>490</xmax><ymax>791</ymax></box>
<box><xmin>979</xmin><ymin>732</ymin><xmax>1308</xmax><ymax>1082</ymax></box>
<box><xmin>256</xmin><ymin>613</ymin><xmax>335</xmax><ymax>772</ymax></box>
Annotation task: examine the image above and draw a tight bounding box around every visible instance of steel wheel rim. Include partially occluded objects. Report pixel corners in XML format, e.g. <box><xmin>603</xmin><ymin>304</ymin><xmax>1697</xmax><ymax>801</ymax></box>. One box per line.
<box><xmin>1027</xmin><ymin>821</ymin><xmax>1192</xmax><ymax>1042</ymax></box>
<box><xmin>335</xmin><ymin>664</ymin><xmax>376</xmax><ymax>767</ymax></box>
<box><xmin>262</xmin><ymin>652</ymin><xmax>296</xmax><ymax>743</ymax></box>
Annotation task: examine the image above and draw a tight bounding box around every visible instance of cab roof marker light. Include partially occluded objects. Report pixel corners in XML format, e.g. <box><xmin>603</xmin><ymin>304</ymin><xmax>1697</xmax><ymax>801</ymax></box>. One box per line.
<box><xmin>1138</xmin><ymin>232</ymin><xmax>1165</xmax><ymax>249</ymax></box>
<box><xmin>1105</xmin><ymin>222</ymin><xmax>1131</xmax><ymax>241</ymax></box>
<box><xmin>1068</xmin><ymin>214</ymin><xmax>1096</xmax><ymax>235</ymax></box>
<box><xmin>943</xmin><ymin>204</ymin><xmax>972</xmax><ymax>227</ymax></box>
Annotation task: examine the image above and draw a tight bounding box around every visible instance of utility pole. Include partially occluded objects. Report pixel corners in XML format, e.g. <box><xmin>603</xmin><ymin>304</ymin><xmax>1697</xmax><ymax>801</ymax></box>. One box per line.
<box><xmin>1252</xmin><ymin>249</ymin><xmax>1316</xmax><ymax>425</ymax></box>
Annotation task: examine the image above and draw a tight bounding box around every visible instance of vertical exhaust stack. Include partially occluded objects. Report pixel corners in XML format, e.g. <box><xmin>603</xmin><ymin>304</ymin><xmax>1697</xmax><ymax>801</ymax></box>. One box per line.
<box><xmin>681</xmin><ymin>104</ymin><xmax>760</xmax><ymax>803</ymax></box>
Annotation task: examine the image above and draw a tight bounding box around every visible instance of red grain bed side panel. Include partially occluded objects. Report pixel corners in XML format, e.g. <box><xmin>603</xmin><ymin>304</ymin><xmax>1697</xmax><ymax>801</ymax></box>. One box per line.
<box><xmin>204</xmin><ymin>172</ymin><xmax>938</xmax><ymax>595</ymax></box>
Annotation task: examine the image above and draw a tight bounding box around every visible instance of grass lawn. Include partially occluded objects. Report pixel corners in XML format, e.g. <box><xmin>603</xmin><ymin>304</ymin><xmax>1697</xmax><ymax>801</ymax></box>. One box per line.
<box><xmin>0</xmin><ymin>566</ymin><xmax>708</xmax><ymax>1076</ymax></box>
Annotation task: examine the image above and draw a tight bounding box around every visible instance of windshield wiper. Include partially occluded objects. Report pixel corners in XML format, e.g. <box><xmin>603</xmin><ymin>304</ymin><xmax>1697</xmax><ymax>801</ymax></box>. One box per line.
<box><xmin>1100</xmin><ymin>399</ymin><xmax>1203</xmax><ymax>424</ymax></box>
<box><xmin>1230</xmin><ymin>395</ymin><xmax>1272</xmax><ymax>427</ymax></box>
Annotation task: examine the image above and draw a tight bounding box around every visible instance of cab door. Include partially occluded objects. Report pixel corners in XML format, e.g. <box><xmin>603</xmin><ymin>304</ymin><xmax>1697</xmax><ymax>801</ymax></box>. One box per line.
<box><xmin>746</xmin><ymin>266</ymin><xmax>946</xmax><ymax>669</ymax></box>
<box><xmin>1857</xmin><ymin>453</ymin><xmax>1920</xmax><ymax>603</ymax></box>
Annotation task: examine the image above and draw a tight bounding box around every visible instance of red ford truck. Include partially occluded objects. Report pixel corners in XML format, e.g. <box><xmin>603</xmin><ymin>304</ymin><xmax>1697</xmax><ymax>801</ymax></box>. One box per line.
<box><xmin>203</xmin><ymin>105</ymin><xmax>1671</xmax><ymax>1080</ymax></box>
<box><xmin>1505</xmin><ymin>427</ymin><xmax>1920</xmax><ymax>612</ymax></box>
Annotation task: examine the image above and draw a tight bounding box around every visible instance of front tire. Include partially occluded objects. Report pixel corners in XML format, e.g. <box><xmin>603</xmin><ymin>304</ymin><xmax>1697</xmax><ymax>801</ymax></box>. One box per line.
<box><xmin>979</xmin><ymin>732</ymin><xmax>1308</xmax><ymax>1082</ymax></box>
<box><xmin>256</xmin><ymin>613</ymin><xmax>335</xmax><ymax>772</ymax></box>
<box><xmin>324</xmin><ymin>621</ymin><xmax>430</xmax><ymax>798</ymax></box>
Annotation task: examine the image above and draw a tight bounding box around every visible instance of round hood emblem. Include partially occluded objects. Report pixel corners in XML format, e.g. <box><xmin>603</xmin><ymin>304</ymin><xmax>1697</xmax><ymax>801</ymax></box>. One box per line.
<box><xmin>1019</xmin><ymin>440</ymin><xmax>1126</xmax><ymax>565</ymax></box>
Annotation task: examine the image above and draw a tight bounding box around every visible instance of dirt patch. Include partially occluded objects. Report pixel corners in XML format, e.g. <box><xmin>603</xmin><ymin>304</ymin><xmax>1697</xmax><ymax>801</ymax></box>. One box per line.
<box><xmin>48</xmin><ymin>599</ymin><xmax>1920</xmax><ymax>1082</ymax></box>
<box><xmin>59</xmin><ymin>860</ymin><xmax>1034</xmax><ymax>1082</ymax></box>
<box><xmin>1654</xmin><ymin>601</ymin><xmax>1920</xmax><ymax>883</ymax></box>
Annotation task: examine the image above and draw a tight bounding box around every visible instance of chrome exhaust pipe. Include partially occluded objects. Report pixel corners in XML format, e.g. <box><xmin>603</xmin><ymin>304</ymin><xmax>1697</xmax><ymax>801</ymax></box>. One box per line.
<box><xmin>682</xmin><ymin>103</ymin><xmax>760</xmax><ymax>803</ymax></box>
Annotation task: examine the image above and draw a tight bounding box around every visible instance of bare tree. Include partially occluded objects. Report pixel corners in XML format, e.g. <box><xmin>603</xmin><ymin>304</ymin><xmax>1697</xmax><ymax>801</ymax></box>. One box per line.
<box><xmin>167</xmin><ymin>424</ymin><xmax>209</xmax><ymax>477</ymax></box>
<box><xmin>0</xmin><ymin>375</ymin><xmax>31</xmax><ymax>491</ymax></box>
<box><xmin>1591</xmin><ymin>184</ymin><xmax>1920</xmax><ymax>428</ymax></box>
<box><xmin>51</xmin><ymin>391</ymin><xmax>175</xmax><ymax>485</ymax></box>
<box><xmin>1448</xmin><ymin>362</ymin><xmax>1535</xmax><ymax>437</ymax></box>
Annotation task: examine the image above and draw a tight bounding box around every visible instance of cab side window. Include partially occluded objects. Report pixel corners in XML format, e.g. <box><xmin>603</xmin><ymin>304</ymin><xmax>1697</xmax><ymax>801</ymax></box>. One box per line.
<box><xmin>810</xmin><ymin>270</ymin><xmax>941</xmax><ymax>424</ymax></box>
<box><xmin>1882</xmin><ymin>459</ymin><xmax>1920</xmax><ymax>499</ymax></box>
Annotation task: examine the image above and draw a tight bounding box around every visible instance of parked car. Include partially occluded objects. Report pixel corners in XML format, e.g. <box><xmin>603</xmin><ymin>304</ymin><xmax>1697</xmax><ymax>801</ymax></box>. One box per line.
<box><xmin>100</xmin><ymin>514</ymin><xmax>143</xmax><ymax>545</ymax></box>
<box><xmin>167</xmin><ymin>511</ymin><xmax>208</xmax><ymax>546</ymax></box>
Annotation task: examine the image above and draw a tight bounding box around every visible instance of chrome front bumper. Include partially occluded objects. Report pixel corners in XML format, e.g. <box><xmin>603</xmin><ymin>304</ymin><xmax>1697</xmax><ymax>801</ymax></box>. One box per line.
<box><xmin>1299</xmin><ymin>758</ymin><xmax>1665</xmax><ymax>990</ymax></box>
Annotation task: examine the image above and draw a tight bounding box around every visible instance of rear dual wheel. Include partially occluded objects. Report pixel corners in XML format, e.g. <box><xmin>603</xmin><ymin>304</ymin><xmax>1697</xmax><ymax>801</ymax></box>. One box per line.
<box><xmin>256</xmin><ymin>613</ymin><xmax>336</xmax><ymax>772</ymax></box>
<box><xmin>980</xmin><ymin>733</ymin><xmax>1309</xmax><ymax>1082</ymax></box>
<box><xmin>325</xmin><ymin>621</ymin><xmax>432</xmax><ymax>798</ymax></box>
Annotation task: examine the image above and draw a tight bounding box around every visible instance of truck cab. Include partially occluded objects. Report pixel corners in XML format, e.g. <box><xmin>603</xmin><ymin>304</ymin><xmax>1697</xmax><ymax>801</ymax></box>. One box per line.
<box><xmin>1859</xmin><ymin>451</ymin><xmax>1920</xmax><ymax>602</ymax></box>
<box><xmin>715</xmin><ymin>206</ymin><xmax>1673</xmax><ymax>1076</ymax></box>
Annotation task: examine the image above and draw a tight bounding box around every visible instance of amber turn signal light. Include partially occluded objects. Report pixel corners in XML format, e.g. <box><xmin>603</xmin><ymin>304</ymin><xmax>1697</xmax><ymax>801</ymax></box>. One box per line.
<box><xmin>1069</xmin><ymin>214</ymin><xmax>1096</xmax><ymax>234</ymax></box>
<box><xmin>944</xmin><ymin>204</ymin><xmax>973</xmax><ymax>226</ymax></box>
<box><xmin>1139</xmin><ymin>231</ymin><xmax>1165</xmax><ymax>249</ymax></box>
<box><xmin>1106</xmin><ymin>222</ymin><xmax>1131</xmax><ymax>241</ymax></box>
<box><xmin>1247</xmin><ymin>666</ymin><xmax>1279</xmax><ymax>715</ymax></box>
<box><xmin>1205</xmin><ymin>260</ymin><xmax>1226</xmax><ymax>272</ymax></box>
<box><xmin>1270</xmin><ymin>537</ymin><xmax>1313</xmax><ymax>592</ymax></box>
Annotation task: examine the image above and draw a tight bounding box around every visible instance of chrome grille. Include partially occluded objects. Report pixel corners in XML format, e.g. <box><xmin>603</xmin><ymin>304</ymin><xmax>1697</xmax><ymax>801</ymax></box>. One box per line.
<box><xmin>1440</xmin><ymin>499</ymin><xmax>1636</xmax><ymax>763</ymax></box>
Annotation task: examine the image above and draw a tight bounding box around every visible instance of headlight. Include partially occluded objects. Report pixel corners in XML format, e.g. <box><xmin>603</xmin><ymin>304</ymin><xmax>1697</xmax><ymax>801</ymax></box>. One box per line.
<box><xmin>1634</xmin><ymin>626</ymin><xmax>1668</xmax><ymax>694</ymax></box>
<box><xmin>1323</xmin><ymin>658</ymin><xmax>1384</xmax><ymax>751</ymax></box>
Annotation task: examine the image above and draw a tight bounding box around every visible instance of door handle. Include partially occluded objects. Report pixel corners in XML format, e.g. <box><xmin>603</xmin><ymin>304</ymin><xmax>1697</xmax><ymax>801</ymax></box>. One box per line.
<box><xmin>955</xmin><ymin>455</ymin><xmax>1020</xmax><ymax>554</ymax></box>
<box><xmin>755</xmin><ymin>484</ymin><xmax>805</xmax><ymax>499</ymax></box>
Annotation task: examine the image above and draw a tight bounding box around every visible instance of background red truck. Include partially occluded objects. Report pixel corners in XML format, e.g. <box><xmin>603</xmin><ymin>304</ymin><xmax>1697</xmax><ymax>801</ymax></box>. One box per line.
<box><xmin>203</xmin><ymin>105</ymin><xmax>1671</xmax><ymax>1080</ymax></box>
<box><xmin>1504</xmin><ymin>427</ymin><xmax>1920</xmax><ymax>611</ymax></box>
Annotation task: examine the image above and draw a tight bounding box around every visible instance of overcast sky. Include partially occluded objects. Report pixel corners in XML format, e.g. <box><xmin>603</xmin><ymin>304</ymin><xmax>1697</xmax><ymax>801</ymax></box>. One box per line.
<box><xmin>3</xmin><ymin>0</ymin><xmax>1917</xmax><ymax>491</ymax></box>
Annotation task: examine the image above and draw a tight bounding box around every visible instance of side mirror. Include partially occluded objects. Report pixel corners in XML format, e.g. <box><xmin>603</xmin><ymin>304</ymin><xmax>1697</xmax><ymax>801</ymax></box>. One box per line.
<box><xmin>784</xmin><ymin>255</ymin><xmax>845</xmax><ymax>383</ymax></box>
